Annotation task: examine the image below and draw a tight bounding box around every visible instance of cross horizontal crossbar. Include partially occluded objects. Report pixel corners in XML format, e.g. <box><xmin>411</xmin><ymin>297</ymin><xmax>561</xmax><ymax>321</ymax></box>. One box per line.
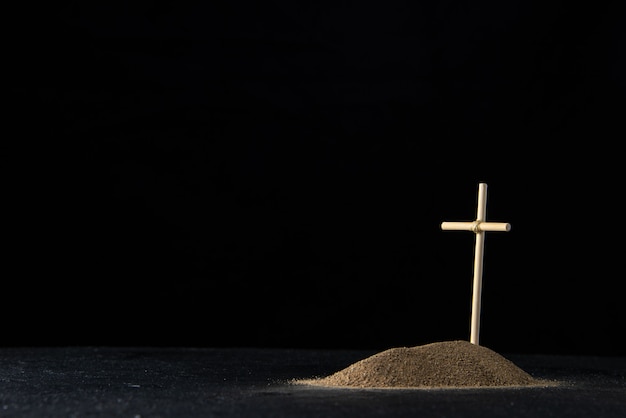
<box><xmin>441</xmin><ymin>221</ymin><xmax>511</xmax><ymax>232</ymax></box>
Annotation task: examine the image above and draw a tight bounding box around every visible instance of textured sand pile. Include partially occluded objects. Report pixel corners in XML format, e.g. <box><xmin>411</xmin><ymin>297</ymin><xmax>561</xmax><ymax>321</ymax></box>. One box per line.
<box><xmin>295</xmin><ymin>340</ymin><xmax>545</xmax><ymax>389</ymax></box>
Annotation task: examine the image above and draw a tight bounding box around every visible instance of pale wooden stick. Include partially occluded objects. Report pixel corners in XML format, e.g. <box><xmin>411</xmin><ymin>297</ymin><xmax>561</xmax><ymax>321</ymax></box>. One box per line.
<box><xmin>441</xmin><ymin>222</ymin><xmax>511</xmax><ymax>232</ymax></box>
<box><xmin>470</xmin><ymin>183</ymin><xmax>488</xmax><ymax>345</ymax></box>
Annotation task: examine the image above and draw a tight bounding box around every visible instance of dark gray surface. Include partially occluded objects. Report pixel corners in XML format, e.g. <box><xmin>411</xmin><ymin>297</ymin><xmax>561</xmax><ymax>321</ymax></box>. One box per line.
<box><xmin>1</xmin><ymin>346</ymin><xmax>624</xmax><ymax>417</ymax></box>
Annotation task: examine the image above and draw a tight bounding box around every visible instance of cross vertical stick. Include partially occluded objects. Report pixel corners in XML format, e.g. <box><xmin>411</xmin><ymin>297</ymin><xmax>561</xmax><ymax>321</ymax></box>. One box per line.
<box><xmin>441</xmin><ymin>183</ymin><xmax>511</xmax><ymax>345</ymax></box>
<box><xmin>470</xmin><ymin>183</ymin><xmax>488</xmax><ymax>346</ymax></box>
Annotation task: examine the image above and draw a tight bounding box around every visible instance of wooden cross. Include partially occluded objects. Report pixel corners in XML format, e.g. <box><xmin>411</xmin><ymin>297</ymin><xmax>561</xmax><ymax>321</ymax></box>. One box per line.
<box><xmin>441</xmin><ymin>183</ymin><xmax>511</xmax><ymax>345</ymax></box>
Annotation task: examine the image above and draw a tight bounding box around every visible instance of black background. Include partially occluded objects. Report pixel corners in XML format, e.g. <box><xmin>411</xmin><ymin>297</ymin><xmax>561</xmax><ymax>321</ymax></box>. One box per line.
<box><xmin>6</xmin><ymin>2</ymin><xmax>625</xmax><ymax>356</ymax></box>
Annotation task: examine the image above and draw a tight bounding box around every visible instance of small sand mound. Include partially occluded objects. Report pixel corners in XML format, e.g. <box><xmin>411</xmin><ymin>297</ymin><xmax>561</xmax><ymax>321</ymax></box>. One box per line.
<box><xmin>295</xmin><ymin>340</ymin><xmax>541</xmax><ymax>389</ymax></box>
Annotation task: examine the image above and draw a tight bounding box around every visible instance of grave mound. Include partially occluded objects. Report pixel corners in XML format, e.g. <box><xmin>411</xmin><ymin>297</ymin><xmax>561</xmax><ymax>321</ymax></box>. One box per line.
<box><xmin>294</xmin><ymin>340</ymin><xmax>545</xmax><ymax>389</ymax></box>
